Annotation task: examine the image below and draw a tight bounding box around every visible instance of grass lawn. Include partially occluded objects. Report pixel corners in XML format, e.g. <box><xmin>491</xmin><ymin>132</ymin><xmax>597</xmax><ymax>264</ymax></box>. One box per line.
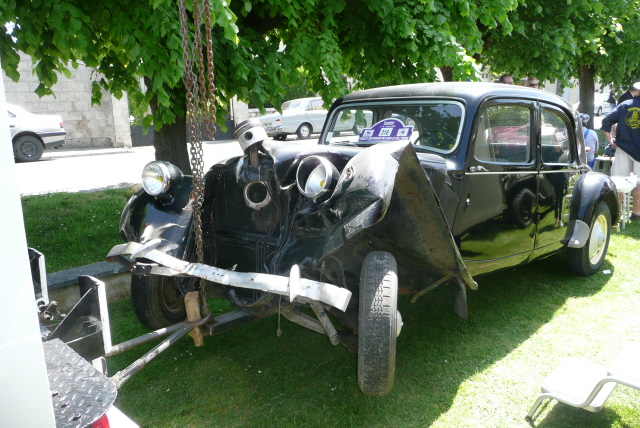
<box><xmin>21</xmin><ymin>189</ymin><xmax>131</xmax><ymax>272</ymax></box>
<box><xmin>108</xmin><ymin>222</ymin><xmax>640</xmax><ymax>427</ymax></box>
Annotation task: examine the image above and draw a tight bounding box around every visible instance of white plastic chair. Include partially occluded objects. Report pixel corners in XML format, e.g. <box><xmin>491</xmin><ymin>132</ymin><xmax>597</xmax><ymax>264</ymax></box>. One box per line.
<box><xmin>526</xmin><ymin>342</ymin><xmax>640</xmax><ymax>422</ymax></box>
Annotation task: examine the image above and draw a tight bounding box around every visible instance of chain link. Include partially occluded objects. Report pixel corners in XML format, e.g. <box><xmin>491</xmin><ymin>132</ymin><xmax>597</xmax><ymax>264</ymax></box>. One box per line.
<box><xmin>178</xmin><ymin>0</ymin><xmax>216</xmax><ymax>315</ymax></box>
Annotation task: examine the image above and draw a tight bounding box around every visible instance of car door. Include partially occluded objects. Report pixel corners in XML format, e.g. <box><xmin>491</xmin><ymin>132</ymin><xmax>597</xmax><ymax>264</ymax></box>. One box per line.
<box><xmin>534</xmin><ymin>104</ymin><xmax>580</xmax><ymax>252</ymax></box>
<box><xmin>452</xmin><ymin>100</ymin><xmax>537</xmax><ymax>276</ymax></box>
<box><xmin>305</xmin><ymin>99</ymin><xmax>328</xmax><ymax>133</ymax></box>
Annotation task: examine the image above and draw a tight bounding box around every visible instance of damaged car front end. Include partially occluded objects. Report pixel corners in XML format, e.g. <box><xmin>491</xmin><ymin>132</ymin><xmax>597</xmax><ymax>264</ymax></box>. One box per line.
<box><xmin>108</xmin><ymin>83</ymin><xmax>617</xmax><ymax>397</ymax></box>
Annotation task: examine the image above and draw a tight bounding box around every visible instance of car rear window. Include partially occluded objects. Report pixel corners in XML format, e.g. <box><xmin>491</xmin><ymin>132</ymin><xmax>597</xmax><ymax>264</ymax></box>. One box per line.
<box><xmin>323</xmin><ymin>101</ymin><xmax>464</xmax><ymax>156</ymax></box>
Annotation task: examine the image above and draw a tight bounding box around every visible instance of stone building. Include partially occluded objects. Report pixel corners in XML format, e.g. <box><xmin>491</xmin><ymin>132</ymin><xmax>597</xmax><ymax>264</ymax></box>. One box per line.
<box><xmin>2</xmin><ymin>53</ymin><xmax>131</xmax><ymax>149</ymax></box>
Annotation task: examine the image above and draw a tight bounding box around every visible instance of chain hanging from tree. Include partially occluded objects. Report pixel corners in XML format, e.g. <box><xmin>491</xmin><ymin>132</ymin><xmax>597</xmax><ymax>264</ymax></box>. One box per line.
<box><xmin>178</xmin><ymin>0</ymin><xmax>217</xmax><ymax>315</ymax></box>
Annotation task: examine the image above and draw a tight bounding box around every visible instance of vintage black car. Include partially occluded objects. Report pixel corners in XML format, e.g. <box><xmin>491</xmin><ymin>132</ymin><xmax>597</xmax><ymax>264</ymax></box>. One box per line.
<box><xmin>107</xmin><ymin>83</ymin><xmax>618</xmax><ymax>396</ymax></box>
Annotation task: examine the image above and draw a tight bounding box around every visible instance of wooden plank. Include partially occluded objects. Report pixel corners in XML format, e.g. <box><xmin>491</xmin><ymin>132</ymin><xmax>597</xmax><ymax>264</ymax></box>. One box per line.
<box><xmin>184</xmin><ymin>291</ymin><xmax>204</xmax><ymax>347</ymax></box>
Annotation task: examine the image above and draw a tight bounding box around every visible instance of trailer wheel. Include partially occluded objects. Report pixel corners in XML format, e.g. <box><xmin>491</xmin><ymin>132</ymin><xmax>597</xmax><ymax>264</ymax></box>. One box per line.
<box><xmin>131</xmin><ymin>275</ymin><xmax>187</xmax><ymax>330</ymax></box>
<box><xmin>358</xmin><ymin>251</ymin><xmax>398</xmax><ymax>396</ymax></box>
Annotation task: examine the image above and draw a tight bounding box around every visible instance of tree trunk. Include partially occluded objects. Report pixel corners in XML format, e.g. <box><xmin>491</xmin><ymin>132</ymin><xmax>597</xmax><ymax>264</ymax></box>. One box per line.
<box><xmin>440</xmin><ymin>66</ymin><xmax>454</xmax><ymax>82</ymax></box>
<box><xmin>149</xmin><ymin>94</ymin><xmax>192</xmax><ymax>175</ymax></box>
<box><xmin>578</xmin><ymin>64</ymin><xmax>595</xmax><ymax>129</ymax></box>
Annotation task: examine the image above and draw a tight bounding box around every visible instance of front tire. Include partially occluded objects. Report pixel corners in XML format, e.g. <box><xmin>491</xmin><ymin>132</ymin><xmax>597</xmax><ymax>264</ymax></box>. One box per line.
<box><xmin>296</xmin><ymin>123</ymin><xmax>312</xmax><ymax>139</ymax></box>
<box><xmin>568</xmin><ymin>203</ymin><xmax>611</xmax><ymax>276</ymax></box>
<box><xmin>131</xmin><ymin>275</ymin><xmax>187</xmax><ymax>330</ymax></box>
<box><xmin>14</xmin><ymin>135</ymin><xmax>44</xmax><ymax>162</ymax></box>
<box><xmin>597</xmin><ymin>107</ymin><xmax>603</xmax><ymax>116</ymax></box>
<box><xmin>358</xmin><ymin>251</ymin><xmax>398</xmax><ymax>396</ymax></box>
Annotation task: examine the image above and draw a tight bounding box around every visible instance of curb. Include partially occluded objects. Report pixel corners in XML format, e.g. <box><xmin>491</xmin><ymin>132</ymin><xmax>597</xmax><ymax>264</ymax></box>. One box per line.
<box><xmin>42</xmin><ymin>147</ymin><xmax>142</xmax><ymax>160</ymax></box>
<box><xmin>46</xmin><ymin>261</ymin><xmax>128</xmax><ymax>290</ymax></box>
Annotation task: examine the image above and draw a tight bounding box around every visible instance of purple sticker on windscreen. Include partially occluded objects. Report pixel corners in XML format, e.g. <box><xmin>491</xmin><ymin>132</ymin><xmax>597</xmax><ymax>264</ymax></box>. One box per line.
<box><xmin>359</xmin><ymin>118</ymin><xmax>413</xmax><ymax>142</ymax></box>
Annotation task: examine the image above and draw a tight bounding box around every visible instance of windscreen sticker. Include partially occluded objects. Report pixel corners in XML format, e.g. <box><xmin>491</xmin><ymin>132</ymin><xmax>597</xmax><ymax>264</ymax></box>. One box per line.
<box><xmin>359</xmin><ymin>118</ymin><xmax>413</xmax><ymax>142</ymax></box>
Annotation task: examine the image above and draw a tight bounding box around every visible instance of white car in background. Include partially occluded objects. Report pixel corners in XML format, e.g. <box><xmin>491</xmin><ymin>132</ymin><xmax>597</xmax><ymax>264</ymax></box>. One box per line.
<box><xmin>573</xmin><ymin>92</ymin><xmax>611</xmax><ymax>117</ymax></box>
<box><xmin>8</xmin><ymin>103</ymin><xmax>66</xmax><ymax>162</ymax></box>
<box><xmin>258</xmin><ymin>97</ymin><xmax>329</xmax><ymax>140</ymax></box>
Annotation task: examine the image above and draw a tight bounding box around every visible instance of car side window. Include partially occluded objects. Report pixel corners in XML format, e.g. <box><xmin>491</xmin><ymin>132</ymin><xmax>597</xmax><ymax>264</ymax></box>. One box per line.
<box><xmin>312</xmin><ymin>100</ymin><xmax>325</xmax><ymax>111</ymax></box>
<box><xmin>474</xmin><ymin>105</ymin><xmax>532</xmax><ymax>164</ymax></box>
<box><xmin>541</xmin><ymin>108</ymin><xmax>573</xmax><ymax>164</ymax></box>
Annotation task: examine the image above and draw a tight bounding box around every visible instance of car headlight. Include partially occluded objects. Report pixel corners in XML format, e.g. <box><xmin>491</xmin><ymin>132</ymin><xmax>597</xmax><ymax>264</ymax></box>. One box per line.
<box><xmin>296</xmin><ymin>156</ymin><xmax>339</xmax><ymax>201</ymax></box>
<box><xmin>141</xmin><ymin>161</ymin><xmax>183</xmax><ymax>197</ymax></box>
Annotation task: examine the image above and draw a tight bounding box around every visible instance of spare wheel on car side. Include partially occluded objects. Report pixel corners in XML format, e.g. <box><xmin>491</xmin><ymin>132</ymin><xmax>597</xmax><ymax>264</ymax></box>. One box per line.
<box><xmin>567</xmin><ymin>202</ymin><xmax>611</xmax><ymax>276</ymax></box>
<box><xmin>358</xmin><ymin>251</ymin><xmax>398</xmax><ymax>396</ymax></box>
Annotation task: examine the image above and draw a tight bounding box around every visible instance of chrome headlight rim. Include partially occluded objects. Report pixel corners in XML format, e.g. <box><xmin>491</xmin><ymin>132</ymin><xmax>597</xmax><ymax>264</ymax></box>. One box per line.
<box><xmin>296</xmin><ymin>156</ymin><xmax>339</xmax><ymax>200</ymax></box>
<box><xmin>141</xmin><ymin>161</ymin><xmax>183</xmax><ymax>197</ymax></box>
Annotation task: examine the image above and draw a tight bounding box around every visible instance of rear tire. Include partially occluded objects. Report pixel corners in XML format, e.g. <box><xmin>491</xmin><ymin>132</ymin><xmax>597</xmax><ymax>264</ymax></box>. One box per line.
<box><xmin>296</xmin><ymin>123</ymin><xmax>312</xmax><ymax>139</ymax></box>
<box><xmin>568</xmin><ymin>203</ymin><xmax>611</xmax><ymax>276</ymax></box>
<box><xmin>358</xmin><ymin>251</ymin><xmax>398</xmax><ymax>396</ymax></box>
<box><xmin>14</xmin><ymin>135</ymin><xmax>44</xmax><ymax>162</ymax></box>
<box><xmin>273</xmin><ymin>134</ymin><xmax>287</xmax><ymax>141</ymax></box>
<box><xmin>131</xmin><ymin>275</ymin><xmax>187</xmax><ymax>330</ymax></box>
<box><xmin>597</xmin><ymin>107</ymin><xmax>603</xmax><ymax>116</ymax></box>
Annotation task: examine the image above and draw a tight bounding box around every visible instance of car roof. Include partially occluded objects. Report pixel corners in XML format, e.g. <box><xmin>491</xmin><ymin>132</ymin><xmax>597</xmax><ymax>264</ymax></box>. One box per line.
<box><xmin>286</xmin><ymin>97</ymin><xmax>322</xmax><ymax>103</ymax></box>
<box><xmin>333</xmin><ymin>82</ymin><xmax>575</xmax><ymax>111</ymax></box>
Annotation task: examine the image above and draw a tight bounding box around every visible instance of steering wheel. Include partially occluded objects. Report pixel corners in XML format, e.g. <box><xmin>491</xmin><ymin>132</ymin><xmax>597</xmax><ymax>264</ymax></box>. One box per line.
<box><xmin>417</xmin><ymin>128</ymin><xmax>456</xmax><ymax>149</ymax></box>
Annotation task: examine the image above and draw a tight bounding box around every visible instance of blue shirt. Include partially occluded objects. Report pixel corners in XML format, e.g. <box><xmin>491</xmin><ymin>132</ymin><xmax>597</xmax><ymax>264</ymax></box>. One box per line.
<box><xmin>601</xmin><ymin>97</ymin><xmax>640</xmax><ymax>162</ymax></box>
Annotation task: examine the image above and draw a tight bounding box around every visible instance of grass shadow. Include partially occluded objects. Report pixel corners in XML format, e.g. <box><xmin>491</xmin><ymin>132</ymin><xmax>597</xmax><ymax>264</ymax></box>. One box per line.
<box><xmin>108</xmin><ymin>229</ymin><xmax>637</xmax><ymax>427</ymax></box>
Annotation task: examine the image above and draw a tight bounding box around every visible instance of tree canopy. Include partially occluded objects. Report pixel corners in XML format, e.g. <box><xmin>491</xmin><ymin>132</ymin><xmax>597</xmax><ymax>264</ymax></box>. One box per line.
<box><xmin>2</xmin><ymin>0</ymin><xmax>640</xmax><ymax>169</ymax></box>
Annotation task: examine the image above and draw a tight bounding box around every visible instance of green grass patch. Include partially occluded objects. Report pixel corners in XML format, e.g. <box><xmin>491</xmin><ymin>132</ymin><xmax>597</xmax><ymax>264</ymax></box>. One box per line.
<box><xmin>108</xmin><ymin>223</ymin><xmax>640</xmax><ymax>427</ymax></box>
<box><xmin>21</xmin><ymin>189</ymin><xmax>131</xmax><ymax>272</ymax></box>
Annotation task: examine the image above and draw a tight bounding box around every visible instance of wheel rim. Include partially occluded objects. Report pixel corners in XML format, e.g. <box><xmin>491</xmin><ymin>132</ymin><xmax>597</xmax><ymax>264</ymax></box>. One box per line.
<box><xmin>161</xmin><ymin>278</ymin><xmax>186</xmax><ymax>312</ymax></box>
<box><xmin>21</xmin><ymin>141</ymin><xmax>37</xmax><ymax>156</ymax></box>
<box><xmin>588</xmin><ymin>213</ymin><xmax>608</xmax><ymax>264</ymax></box>
<box><xmin>300</xmin><ymin>125</ymin><xmax>310</xmax><ymax>138</ymax></box>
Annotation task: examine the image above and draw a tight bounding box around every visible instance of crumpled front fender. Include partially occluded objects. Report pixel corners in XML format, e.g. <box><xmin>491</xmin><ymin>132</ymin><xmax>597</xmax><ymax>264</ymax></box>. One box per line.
<box><xmin>280</xmin><ymin>141</ymin><xmax>477</xmax><ymax>292</ymax></box>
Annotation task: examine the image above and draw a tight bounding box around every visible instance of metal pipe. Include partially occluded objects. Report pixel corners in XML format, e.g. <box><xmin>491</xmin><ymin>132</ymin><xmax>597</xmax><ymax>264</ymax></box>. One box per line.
<box><xmin>309</xmin><ymin>301</ymin><xmax>341</xmax><ymax>345</ymax></box>
<box><xmin>109</xmin><ymin>314</ymin><xmax>211</xmax><ymax>388</ymax></box>
<box><xmin>106</xmin><ymin>322</ymin><xmax>190</xmax><ymax>357</ymax></box>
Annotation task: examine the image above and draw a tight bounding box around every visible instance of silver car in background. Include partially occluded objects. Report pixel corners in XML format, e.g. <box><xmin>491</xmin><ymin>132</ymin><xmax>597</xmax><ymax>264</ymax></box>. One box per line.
<box><xmin>258</xmin><ymin>97</ymin><xmax>329</xmax><ymax>140</ymax></box>
<box><xmin>8</xmin><ymin>103</ymin><xmax>66</xmax><ymax>162</ymax></box>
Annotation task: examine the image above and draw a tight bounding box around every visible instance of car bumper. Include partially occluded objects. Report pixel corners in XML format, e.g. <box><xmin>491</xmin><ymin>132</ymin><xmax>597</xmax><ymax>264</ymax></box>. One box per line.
<box><xmin>40</xmin><ymin>131</ymin><xmax>67</xmax><ymax>149</ymax></box>
<box><xmin>106</xmin><ymin>240</ymin><xmax>352</xmax><ymax>312</ymax></box>
<box><xmin>264</xmin><ymin>125</ymin><xmax>296</xmax><ymax>136</ymax></box>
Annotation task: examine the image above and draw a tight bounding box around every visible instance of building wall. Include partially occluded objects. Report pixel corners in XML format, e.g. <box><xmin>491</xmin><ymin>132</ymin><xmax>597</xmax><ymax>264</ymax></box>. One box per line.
<box><xmin>2</xmin><ymin>53</ymin><xmax>131</xmax><ymax>148</ymax></box>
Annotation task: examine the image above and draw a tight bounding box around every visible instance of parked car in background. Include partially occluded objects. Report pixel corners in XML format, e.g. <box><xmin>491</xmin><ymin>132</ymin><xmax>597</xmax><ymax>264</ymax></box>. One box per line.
<box><xmin>108</xmin><ymin>82</ymin><xmax>618</xmax><ymax>398</ymax></box>
<box><xmin>574</xmin><ymin>92</ymin><xmax>611</xmax><ymax>117</ymax></box>
<box><xmin>258</xmin><ymin>97</ymin><xmax>330</xmax><ymax>140</ymax></box>
<box><xmin>8</xmin><ymin>103</ymin><xmax>66</xmax><ymax>162</ymax></box>
<box><xmin>594</xmin><ymin>91</ymin><xmax>610</xmax><ymax>116</ymax></box>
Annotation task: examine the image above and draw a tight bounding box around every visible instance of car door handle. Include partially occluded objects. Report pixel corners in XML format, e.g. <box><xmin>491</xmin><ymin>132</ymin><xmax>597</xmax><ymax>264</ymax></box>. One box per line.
<box><xmin>468</xmin><ymin>165</ymin><xmax>488</xmax><ymax>172</ymax></box>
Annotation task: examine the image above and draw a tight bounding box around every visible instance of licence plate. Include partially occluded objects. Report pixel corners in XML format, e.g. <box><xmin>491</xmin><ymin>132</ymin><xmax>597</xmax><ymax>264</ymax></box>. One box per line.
<box><xmin>263</xmin><ymin>122</ymin><xmax>272</xmax><ymax>127</ymax></box>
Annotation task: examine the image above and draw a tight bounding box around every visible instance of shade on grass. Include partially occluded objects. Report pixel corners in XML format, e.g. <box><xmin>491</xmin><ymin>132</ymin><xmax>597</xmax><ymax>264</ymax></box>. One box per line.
<box><xmin>108</xmin><ymin>223</ymin><xmax>640</xmax><ymax>427</ymax></box>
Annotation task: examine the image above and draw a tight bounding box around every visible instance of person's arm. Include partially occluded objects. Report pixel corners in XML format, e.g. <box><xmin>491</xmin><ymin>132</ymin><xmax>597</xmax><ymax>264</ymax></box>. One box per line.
<box><xmin>601</xmin><ymin>109</ymin><xmax>619</xmax><ymax>146</ymax></box>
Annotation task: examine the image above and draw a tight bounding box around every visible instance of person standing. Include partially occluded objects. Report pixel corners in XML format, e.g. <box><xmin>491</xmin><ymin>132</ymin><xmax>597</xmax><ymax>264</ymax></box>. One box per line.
<box><xmin>498</xmin><ymin>75</ymin><xmax>514</xmax><ymax>84</ymax></box>
<box><xmin>607</xmin><ymin>88</ymin><xmax>617</xmax><ymax>111</ymax></box>
<box><xmin>601</xmin><ymin>82</ymin><xmax>640</xmax><ymax>220</ymax></box>
<box><xmin>580</xmin><ymin>113</ymin><xmax>599</xmax><ymax>168</ymax></box>
<box><xmin>526</xmin><ymin>77</ymin><xmax>540</xmax><ymax>88</ymax></box>
<box><xmin>617</xmin><ymin>85</ymin><xmax>635</xmax><ymax>105</ymax></box>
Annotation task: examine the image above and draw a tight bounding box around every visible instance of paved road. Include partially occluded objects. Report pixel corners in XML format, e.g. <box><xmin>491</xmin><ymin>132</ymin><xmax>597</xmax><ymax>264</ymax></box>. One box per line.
<box><xmin>16</xmin><ymin>138</ymin><xmax>319</xmax><ymax>196</ymax></box>
<box><xmin>16</xmin><ymin>140</ymin><xmax>243</xmax><ymax>196</ymax></box>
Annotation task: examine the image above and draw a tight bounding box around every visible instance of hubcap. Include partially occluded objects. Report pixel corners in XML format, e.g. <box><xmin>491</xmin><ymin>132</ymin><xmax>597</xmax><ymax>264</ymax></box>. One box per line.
<box><xmin>588</xmin><ymin>214</ymin><xmax>608</xmax><ymax>264</ymax></box>
<box><xmin>300</xmin><ymin>126</ymin><xmax>310</xmax><ymax>138</ymax></box>
<box><xmin>22</xmin><ymin>142</ymin><xmax>37</xmax><ymax>156</ymax></box>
